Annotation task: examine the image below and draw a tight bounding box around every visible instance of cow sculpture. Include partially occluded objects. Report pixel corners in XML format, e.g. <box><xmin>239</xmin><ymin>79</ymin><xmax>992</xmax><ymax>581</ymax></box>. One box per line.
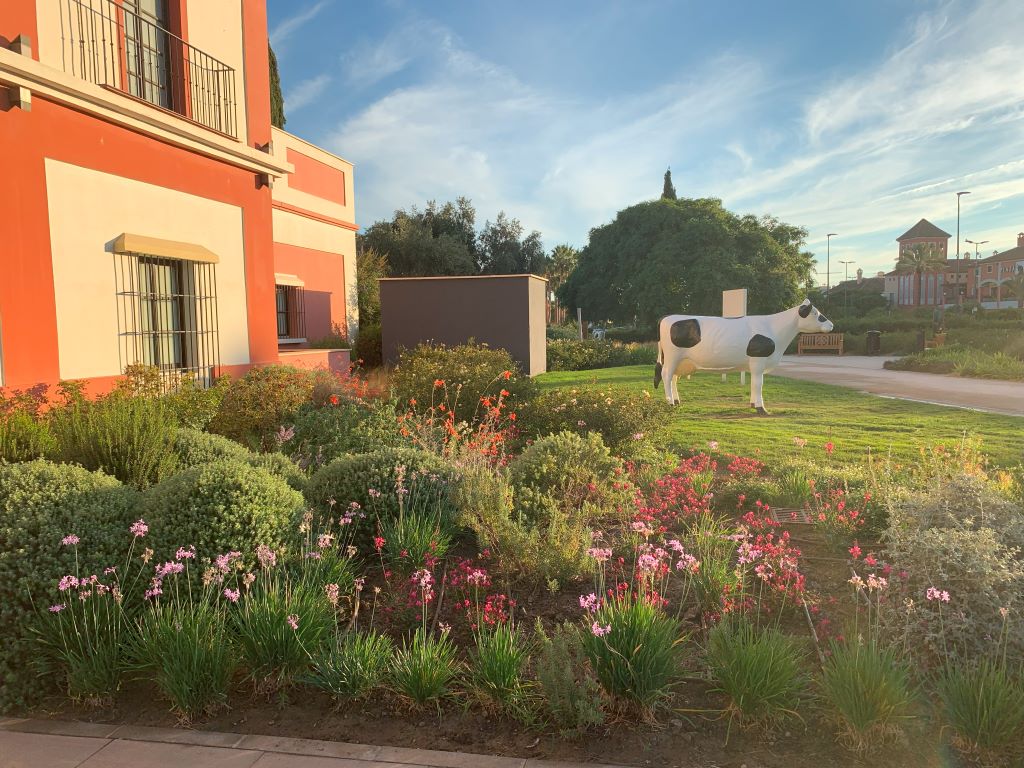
<box><xmin>654</xmin><ymin>299</ymin><xmax>834</xmax><ymax>414</ymax></box>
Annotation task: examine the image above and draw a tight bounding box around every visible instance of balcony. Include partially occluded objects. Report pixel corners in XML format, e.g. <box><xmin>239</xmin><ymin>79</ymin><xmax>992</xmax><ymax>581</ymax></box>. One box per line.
<box><xmin>57</xmin><ymin>0</ymin><xmax>237</xmax><ymax>137</ymax></box>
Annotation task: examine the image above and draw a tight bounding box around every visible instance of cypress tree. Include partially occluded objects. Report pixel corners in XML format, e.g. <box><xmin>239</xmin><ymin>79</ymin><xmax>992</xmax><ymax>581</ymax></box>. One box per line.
<box><xmin>269</xmin><ymin>44</ymin><xmax>286</xmax><ymax>128</ymax></box>
<box><xmin>661</xmin><ymin>167</ymin><xmax>677</xmax><ymax>200</ymax></box>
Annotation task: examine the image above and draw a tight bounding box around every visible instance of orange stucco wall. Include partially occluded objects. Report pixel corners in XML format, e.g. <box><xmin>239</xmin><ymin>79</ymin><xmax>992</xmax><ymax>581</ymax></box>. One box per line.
<box><xmin>0</xmin><ymin>95</ymin><xmax>277</xmax><ymax>390</ymax></box>
<box><xmin>273</xmin><ymin>243</ymin><xmax>348</xmax><ymax>342</ymax></box>
<box><xmin>286</xmin><ymin>148</ymin><xmax>347</xmax><ymax>205</ymax></box>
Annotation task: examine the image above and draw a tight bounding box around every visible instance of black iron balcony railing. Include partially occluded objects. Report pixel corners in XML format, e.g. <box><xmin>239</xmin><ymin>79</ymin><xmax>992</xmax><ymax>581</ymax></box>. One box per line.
<box><xmin>58</xmin><ymin>0</ymin><xmax>237</xmax><ymax>138</ymax></box>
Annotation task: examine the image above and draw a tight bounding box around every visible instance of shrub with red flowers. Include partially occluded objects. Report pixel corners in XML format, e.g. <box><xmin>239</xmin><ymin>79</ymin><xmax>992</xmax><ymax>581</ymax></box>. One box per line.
<box><xmin>444</xmin><ymin>557</ymin><xmax>516</xmax><ymax>631</ymax></box>
<box><xmin>634</xmin><ymin>454</ymin><xmax>715</xmax><ymax>532</ymax></box>
<box><xmin>726</xmin><ymin>455</ymin><xmax>766</xmax><ymax>477</ymax></box>
<box><xmin>811</xmin><ymin>486</ymin><xmax>868</xmax><ymax>547</ymax></box>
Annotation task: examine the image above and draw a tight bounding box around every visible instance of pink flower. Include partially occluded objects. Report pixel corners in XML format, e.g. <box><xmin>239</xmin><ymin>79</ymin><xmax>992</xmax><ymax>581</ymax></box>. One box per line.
<box><xmin>466</xmin><ymin>569</ymin><xmax>488</xmax><ymax>586</ymax></box>
<box><xmin>325</xmin><ymin>583</ymin><xmax>340</xmax><ymax>605</ymax></box>
<box><xmin>925</xmin><ymin>586</ymin><xmax>951</xmax><ymax>603</ymax></box>
<box><xmin>637</xmin><ymin>553</ymin><xmax>660</xmax><ymax>572</ymax></box>
<box><xmin>286</xmin><ymin>614</ymin><xmax>300</xmax><ymax>630</ymax></box>
<box><xmin>824</xmin><ymin>441</ymin><xmax>835</xmax><ymax>456</ymax></box>
<box><xmin>676</xmin><ymin>554</ymin><xmax>700</xmax><ymax>574</ymax></box>
<box><xmin>590</xmin><ymin>621</ymin><xmax>611</xmax><ymax>637</ymax></box>
<box><xmin>58</xmin><ymin>575</ymin><xmax>79</xmax><ymax>592</ymax></box>
<box><xmin>155</xmin><ymin>561</ymin><xmax>184</xmax><ymax>578</ymax></box>
<box><xmin>256</xmin><ymin>544</ymin><xmax>276</xmax><ymax>569</ymax></box>
<box><xmin>61</xmin><ymin>534</ymin><xmax>79</xmax><ymax>547</ymax></box>
<box><xmin>223</xmin><ymin>588</ymin><xmax>240</xmax><ymax>603</ymax></box>
<box><xmin>175</xmin><ymin>546</ymin><xmax>196</xmax><ymax>561</ymax></box>
<box><xmin>864</xmin><ymin>554</ymin><xmax>878</xmax><ymax>567</ymax></box>
<box><xmin>586</xmin><ymin>547</ymin><xmax>613</xmax><ymax>562</ymax></box>
<box><xmin>374</xmin><ymin>536</ymin><xmax>386</xmax><ymax>551</ymax></box>
<box><xmin>49</xmin><ymin>604</ymin><xmax>66</xmax><ymax>613</ymax></box>
<box><xmin>579</xmin><ymin>593</ymin><xmax>599</xmax><ymax>613</ymax></box>
<box><xmin>707</xmin><ymin>440</ymin><xmax>719</xmax><ymax>450</ymax></box>
<box><xmin>130</xmin><ymin>519</ymin><xmax>149</xmax><ymax>538</ymax></box>
<box><xmin>848</xmin><ymin>543</ymin><xmax>862</xmax><ymax>559</ymax></box>
<box><xmin>214</xmin><ymin>551</ymin><xmax>242</xmax><ymax>574</ymax></box>
<box><xmin>317</xmin><ymin>533</ymin><xmax>334</xmax><ymax>549</ymax></box>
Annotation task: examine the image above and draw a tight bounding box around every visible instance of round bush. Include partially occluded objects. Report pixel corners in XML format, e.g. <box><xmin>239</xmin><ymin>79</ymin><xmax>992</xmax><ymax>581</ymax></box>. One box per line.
<box><xmin>304</xmin><ymin>447</ymin><xmax>455</xmax><ymax>521</ymax></box>
<box><xmin>142</xmin><ymin>459</ymin><xmax>304</xmax><ymax>564</ymax></box>
<box><xmin>0</xmin><ymin>460</ymin><xmax>138</xmax><ymax>711</ymax></box>
<box><xmin>173</xmin><ymin>427</ymin><xmax>252</xmax><ymax>469</ymax></box>
<box><xmin>208</xmin><ymin>365</ymin><xmax>314</xmax><ymax>450</ymax></box>
<box><xmin>509</xmin><ymin>431</ymin><xmax>629</xmax><ymax>517</ymax></box>
<box><xmin>249</xmin><ymin>452</ymin><xmax>307</xmax><ymax>493</ymax></box>
<box><xmin>282</xmin><ymin>400</ymin><xmax>400</xmax><ymax>469</ymax></box>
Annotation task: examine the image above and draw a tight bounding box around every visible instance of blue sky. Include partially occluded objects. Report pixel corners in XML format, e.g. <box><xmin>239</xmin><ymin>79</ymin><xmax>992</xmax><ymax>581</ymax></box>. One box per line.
<box><xmin>268</xmin><ymin>0</ymin><xmax>1024</xmax><ymax>284</ymax></box>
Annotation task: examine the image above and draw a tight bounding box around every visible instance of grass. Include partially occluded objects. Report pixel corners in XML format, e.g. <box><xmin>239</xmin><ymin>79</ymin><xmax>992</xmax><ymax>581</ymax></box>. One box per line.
<box><xmin>884</xmin><ymin>346</ymin><xmax>1024</xmax><ymax>380</ymax></box>
<box><xmin>536</xmin><ymin>365</ymin><xmax>1024</xmax><ymax>468</ymax></box>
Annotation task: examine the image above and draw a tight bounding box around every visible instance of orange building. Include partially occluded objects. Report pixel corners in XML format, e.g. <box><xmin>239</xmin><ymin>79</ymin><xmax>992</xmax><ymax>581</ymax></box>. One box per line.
<box><xmin>0</xmin><ymin>0</ymin><xmax>357</xmax><ymax>394</ymax></box>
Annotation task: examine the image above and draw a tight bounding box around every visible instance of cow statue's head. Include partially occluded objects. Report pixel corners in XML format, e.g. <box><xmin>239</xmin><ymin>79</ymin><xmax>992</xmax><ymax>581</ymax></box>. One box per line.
<box><xmin>797</xmin><ymin>299</ymin><xmax>834</xmax><ymax>332</ymax></box>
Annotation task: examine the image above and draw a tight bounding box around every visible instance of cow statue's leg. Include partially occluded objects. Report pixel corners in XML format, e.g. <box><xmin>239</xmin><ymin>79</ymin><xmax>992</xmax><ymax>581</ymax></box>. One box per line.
<box><xmin>661</xmin><ymin>350</ymin><xmax>679</xmax><ymax>405</ymax></box>
<box><xmin>749</xmin><ymin>363</ymin><xmax>769</xmax><ymax>415</ymax></box>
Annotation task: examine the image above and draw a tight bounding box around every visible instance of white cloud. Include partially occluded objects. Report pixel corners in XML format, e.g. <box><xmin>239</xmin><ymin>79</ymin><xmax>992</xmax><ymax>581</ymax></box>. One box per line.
<box><xmin>270</xmin><ymin>1</ymin><xmax>331</xmax><ymax>47</ymax></box>
<box><xmin>323</xmin><ymin>0</ymin><xmax>1024</xmax><ymax>281</ymax></box>
<box><xmin>285</xmin><ymin>74</ymin><xmax>332</xmax><ymax>113</ymax></box>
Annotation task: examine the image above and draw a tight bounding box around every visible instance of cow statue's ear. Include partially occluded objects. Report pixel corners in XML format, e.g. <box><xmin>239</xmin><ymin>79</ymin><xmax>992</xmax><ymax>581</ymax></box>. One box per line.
<box><xmin>798</xmin><ymin>302</ymin><xmax>812</xmax><ymax>318</ymax></box>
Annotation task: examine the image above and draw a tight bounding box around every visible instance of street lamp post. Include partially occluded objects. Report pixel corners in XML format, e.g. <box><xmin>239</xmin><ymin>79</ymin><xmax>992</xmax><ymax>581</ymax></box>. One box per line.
<box><xmin>955</xmin><ymin>191</ymin><xmax>970</xmax><ymax>305</ymax></box>
<box><xmin>839</xmin><ymin>260</ymin><xmax>855</xmax><ymax>311</ymax></box>
<box><xmin>965</xmin><ymin>238</ymin><xmax>989</xmax><ymax>302</ymax></box>
<box><xmin>826</xmin><ymin>233</ymin><xmax>838</xmax><ymax>295</ymax></box>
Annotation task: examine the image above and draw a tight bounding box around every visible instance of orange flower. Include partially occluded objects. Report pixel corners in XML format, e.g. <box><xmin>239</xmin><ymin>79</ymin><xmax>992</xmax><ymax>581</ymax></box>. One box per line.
<box><xmin>433</xmin><ymin>379</ymin><xmax>444</xmax><ymax>388</ymax></box>
<box><xmin>508</xmin><ymin>412</ymin><xmax>516</xmax><ymax>421</ymax></box>
<box><xmin>409</xmin><ymin>398</ymin><xmax>417</xmax><ymax>406</ymax></box>
<box><xmin>501</xmin><ymin>370</ymin><xmax>512</xmax><ymax>380</ymax></box>
<box><xmin>500</xmin><ymin>389</ymin><xmax>509</xmax><ymax>397</ymax></box>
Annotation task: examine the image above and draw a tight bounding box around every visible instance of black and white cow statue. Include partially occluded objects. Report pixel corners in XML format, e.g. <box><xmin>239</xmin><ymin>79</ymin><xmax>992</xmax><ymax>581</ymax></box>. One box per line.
<box><xmin>654</xmin><ymin>299</ymin><xmax>833</xmax><ymax>414</ymax></box>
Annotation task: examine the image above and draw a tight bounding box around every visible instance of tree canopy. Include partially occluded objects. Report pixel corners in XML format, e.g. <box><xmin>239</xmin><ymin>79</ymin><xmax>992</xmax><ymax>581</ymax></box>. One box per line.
<box><xmin>359</xmin><ymin>198</ymin><xmax>546</xmax><ymax>277</ymax></box>
<box><xmin>557</xmin><ymin>197</ymin><xmax>814</xmax><ymax>326</ymax></box>
<box><xmin>661</xmin><ymin>168</ymin><xmax>677</xmax><ymax>200</ymax></box>
<box><xmin>269</xmin><ymin>45</ymin><xmax>285</xmax><ymax>128</ymax></box>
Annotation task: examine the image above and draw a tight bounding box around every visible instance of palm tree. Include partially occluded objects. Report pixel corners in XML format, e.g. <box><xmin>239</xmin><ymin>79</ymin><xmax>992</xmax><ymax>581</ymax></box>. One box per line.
<box><xmin>1002</xmin><ymin>271</ymin><xmax>1024</xmax><ymax>309</ymax></box>
<box><xmin>896</xmin><ymin>244</ymin><xmax>947</xmax><ymax>306</ymax></box>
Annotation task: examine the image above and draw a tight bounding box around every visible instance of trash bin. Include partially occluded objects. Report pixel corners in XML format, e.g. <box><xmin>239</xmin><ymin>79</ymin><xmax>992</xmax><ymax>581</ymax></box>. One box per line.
<box><xmin>865</xmin><ymin>330</ymin><xmax>881</xmax><ymax>356</ymax></box>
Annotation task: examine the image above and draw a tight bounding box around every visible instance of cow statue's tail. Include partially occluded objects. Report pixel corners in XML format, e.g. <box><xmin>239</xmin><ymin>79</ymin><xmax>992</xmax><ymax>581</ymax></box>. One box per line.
<box><xmin>654</xmin><ymin>339</ymin><xmax>663</xmax><ymax>389</ymax></box>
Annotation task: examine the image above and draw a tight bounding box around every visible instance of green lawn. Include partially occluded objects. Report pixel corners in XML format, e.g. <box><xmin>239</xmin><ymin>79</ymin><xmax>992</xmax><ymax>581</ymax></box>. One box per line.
<box><xmin>536</xmin><ymin>365</ymin><xmax>1024</xmax><ymax>468</ymax></box>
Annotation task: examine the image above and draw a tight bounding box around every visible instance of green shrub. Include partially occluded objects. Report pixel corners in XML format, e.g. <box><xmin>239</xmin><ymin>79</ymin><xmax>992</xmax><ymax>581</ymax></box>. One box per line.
<box><xmin>469</xmin><ymin>623</ymin><xmax>531</xmax><ymax>714</ymax></box>
<box><xmin>117</xmin><ymin>364</ymin><xmax>230</xmax><ymax>430</ymax></box>
<box><xmin>304</xmin><ymin>447</ymin><xmax>454</xmax><ymax>522</ymax></box>
<box><xmin>881</xmin><ymin>476</ymin><xmax>1024</xmax><ymax>666</ymax></box>
<box><xmin>0</xmin><ymin>460</ymin><xmax>137</xmax><ymax>711</ymax></box>
<box><xmin>516</xmin><ymin>386</ymin><xmax>668</xmax><ymax>454</ymax></box>
<box><xmin>132</xmin><ymin>599</ymin><xmax>235</xmax><ymax>720</ymax></box>
<box><xmin>580</xmin><ymin>593</ymin><xmax>681</xmax><ymax>714</ymax></box>
<box><xmin>392</xmin><ymin>342</ymin><xmax>535</xmax><ymax>425</ymax></box>
<box><xmin>305</xmin><ymin>631</ymin><xmax>394</xmax><ymax>701</ymax></box>
<box><xmin>706</xmin><ymin>616</ymin><xmax>808</xmax><ymax>733</ymax></box>
<box><xmin>0</xmin><ymin>409</ymin><xmax>55</xmax><ymax>462</ymax></box>
<box><xmin>509</xmin><ymin>431</ymin><xmax>629</xmax><ymax>519</ymax></box>
<box><xmin>249</xmin><ymin>452</ymin><xmax>307</xmax><ymax>493</ymax></box>
<box><xmin>819</xmin><ymin>640</ymin><xmax>916</xmax><ymax>751</ymax></box>
<box><xmin>390</xmin><ymin>627</ymin><xmax>460</xmax><ymax>706</ymax></box>
<box><xmin>50</xmin><ymin>395</ymin><xmax>178</xmax><ymax>488</ymax></box>
<box><xmin>143</xmin><ymin>460</ymin><xmax>304</xmax><ymax>565</ymax></box>
<box><xmin>353</xmin><ymin>323</ymin><xmax>383</xmax><ymax>368</ymax></box>
<box><xmin>208</xmin><ymin>365</ymin><xmax>314</xmax><ymax>449</ymax></box>
<box><xmin>535</xmin><ymin>622</ymin><xmax>605</xmax><ymax>734</ymax></box>
<box><xmin>938</xmin><ymin>659</ymin><xmax>1024</xmax><ymax>758</ymax></box>
<box><xmin>283</xmin><ymin>399</ymin><xmax>400</xmax><ymax>469</ymax></box>
<box><xmin>173</xmin><ymin>427</ymin><xmax>252</xmax><ymax>468</ymax></box>
<box><xmin>546</xmin><ymin>339</ymin><xmax>656</xmax><ymax>371</ymax></box>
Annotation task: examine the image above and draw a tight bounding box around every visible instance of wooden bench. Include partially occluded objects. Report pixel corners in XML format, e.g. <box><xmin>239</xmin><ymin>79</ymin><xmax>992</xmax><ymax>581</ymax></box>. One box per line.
<box><xmin>924</xmin><ymin>332</ymin><xmax>946</xmax><ymax>350</ymax></box>
<box><xmin>797</xmin><ymin>332</ymin><xmax>844</xmax><ymax>355</ymax></box>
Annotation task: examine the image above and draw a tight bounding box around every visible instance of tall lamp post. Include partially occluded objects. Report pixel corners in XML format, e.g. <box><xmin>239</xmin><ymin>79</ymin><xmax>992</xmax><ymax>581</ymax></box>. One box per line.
<box><xmin>965</xmin><ymin>238</ymin><xmax>989</xmax><ymax>302</ymax></box>
<box><xmin>826</xmin><ymin>233</ymin><xmax>838</xmax><ymax>295</ymax></box>
<box><xmin>839</xmin><ymin>260</ymin><xmax>855</xmax><ymax>311</ymax></box>
<box><xmin>955</xmin><ymin>191</ymin><xmax>970</xmax><ymax>305</ymax></box>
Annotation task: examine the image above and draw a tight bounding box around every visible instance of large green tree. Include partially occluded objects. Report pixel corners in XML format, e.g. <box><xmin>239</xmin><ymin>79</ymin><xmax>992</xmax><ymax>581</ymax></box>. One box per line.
<box><xmin>355</xmin><ymin>246</ymin><xmax>389</xmax><ymax>325</ymax></box>
<box><xmin>477</xmin><ymin>212</ymin><xmax>547</xmax><ymax>274</ymax></box>
<box><xmin>557</xmin><ymin>197</ymin><xmax>814</xmax><ymax>326</ymax></box>
<box><xmin>661</xmin><ymin>168</ymin><xmax>677</xmax><ymax>200</ymax></box>
<box><xmin>269</xmin><ymin>45</ymin><xmax>285</xmax><ymax>128</ymax></box>
<box><xmin>545</xmin><ymin>244</ymin><xmax>579</xmax><ymax>292</ymax></box>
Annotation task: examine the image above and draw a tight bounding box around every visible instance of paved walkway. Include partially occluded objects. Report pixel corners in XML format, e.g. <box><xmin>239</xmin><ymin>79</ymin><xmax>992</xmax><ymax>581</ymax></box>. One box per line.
<box><xmin>0</xmin><ymin>718</ymin><xmax>625</xmax><ymax>768</ymax></box>
<box><xmin>774</xmin><ymin>355</ymin><xmax>1024</xmax><ymax>417</ymax></box>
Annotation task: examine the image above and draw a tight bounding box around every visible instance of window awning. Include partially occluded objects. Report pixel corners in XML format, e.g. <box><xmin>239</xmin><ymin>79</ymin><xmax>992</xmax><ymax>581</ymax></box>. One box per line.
<box><xmin>112</xmin><ymin>233</ymin><xmax>219</xmax><ymax>264</ymax></box>
<box><xmin>274</xmin><ymin>273</ymin><xmax>305</xmax><ymax>287</ymax></box>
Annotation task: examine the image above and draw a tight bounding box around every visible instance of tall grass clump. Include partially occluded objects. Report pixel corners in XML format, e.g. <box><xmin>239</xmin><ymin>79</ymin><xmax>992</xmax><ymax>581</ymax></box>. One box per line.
<box><xmin>686</xmin><ymin>514</ymin><xmax>740</xmax><ymax>614</ymax></box>
<box><xmin>535</xmin><ymin>622</ymin><xmax>605</xmax><ymax>734</ymax></box>
<box><xmin>938</xmin><ymin>659</ymin><xmax>1024</xmax><ymax>760</ymax></box>
<box><xmin>469</xmin><ymin>623</ymin><xmax>531</xmax><ymax>714</ymax></box>
<box><xmin>390</xmin><ymin>627</ymin><xmax>460</xmax><ymax>707</ymax></box>
<box><xmin>305</xmin><ymin>631</ymin><xmax>394</xmax><ymax>702</ymax></box>
<box><xmin>50</xmin><ymin>394</ymin><xmax>178</xmax><ymax>488</ymax></box>
<box><xmin>0</xmin><ymin>409</ymin><xmax>55</xmax><ymax>462</ymax></box>
<box><xmin>819</xmin><ymin>640</ymin><xmax>916</xmax><ymax>751</ymax></box>
<box><xmin>706</xmin><ymin>615</ymin><xmax>808</xmax><ymax>736</ymax></box>
<box><xmin>580</xmin><ymin>592</ymin><xmax>681</xmax><ymax>715</ymax></box>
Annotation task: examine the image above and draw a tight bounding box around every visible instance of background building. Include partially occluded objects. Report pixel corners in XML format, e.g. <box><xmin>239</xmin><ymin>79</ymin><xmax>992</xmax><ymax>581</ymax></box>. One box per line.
<box><xmin>0</xmin><ymin>0</ymin><xmax>356</xmax><ymax>393</ymax></box>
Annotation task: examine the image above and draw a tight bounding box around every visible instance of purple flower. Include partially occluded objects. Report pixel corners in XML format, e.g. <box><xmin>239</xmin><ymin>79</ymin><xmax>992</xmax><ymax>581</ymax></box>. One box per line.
<box><xmin>61</xmin><ymin>534</ymin><xmax>79</xmax><ymax>547</ymax></box>
<box><xmin>49</xmin><ymin>604</ymin><xmax>66</xmax><ymax>613</ymax></box>
<box><xmin>130</xmin><ymin>519</ymin><xmax>149</xmax><ymax>538</ymax></box>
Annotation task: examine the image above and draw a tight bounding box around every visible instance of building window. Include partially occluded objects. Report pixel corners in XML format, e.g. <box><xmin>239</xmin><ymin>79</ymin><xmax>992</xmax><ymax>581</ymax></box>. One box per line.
<box><xmin>276</xmin><ymin>285</ymin><xmax>306</xmax><ymax>341</ymax></box>
<box><xmin>114</xmin><ymin>252</ymin><xmax>219</xmax><ymax>389</ymax></box>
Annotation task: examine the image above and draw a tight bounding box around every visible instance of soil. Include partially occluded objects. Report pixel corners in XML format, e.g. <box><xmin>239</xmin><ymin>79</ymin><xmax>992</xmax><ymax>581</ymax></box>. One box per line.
<box><xmin>29</xmin><ymin>523</ymin><xmax>957</xmax><ymax>768</ymax></box>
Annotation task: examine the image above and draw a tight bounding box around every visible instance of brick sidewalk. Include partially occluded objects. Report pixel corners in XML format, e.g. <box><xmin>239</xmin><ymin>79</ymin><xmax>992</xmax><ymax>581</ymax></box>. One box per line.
<box><xmin>0</xmin><ymin>718</ymin><xmax>628</xmax><ymax>768</ymax></box>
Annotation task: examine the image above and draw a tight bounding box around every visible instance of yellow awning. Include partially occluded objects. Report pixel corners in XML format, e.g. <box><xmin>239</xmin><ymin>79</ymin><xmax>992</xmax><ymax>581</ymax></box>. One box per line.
<box><xmin>112</xmin><ymin>233</ymin><xmax>219</xmax><ymax>264</ymax></box>
<box><xmin>274</xmin><ymin>273</ymin><xmax>305</xmax><ymax>287</ymax></box>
